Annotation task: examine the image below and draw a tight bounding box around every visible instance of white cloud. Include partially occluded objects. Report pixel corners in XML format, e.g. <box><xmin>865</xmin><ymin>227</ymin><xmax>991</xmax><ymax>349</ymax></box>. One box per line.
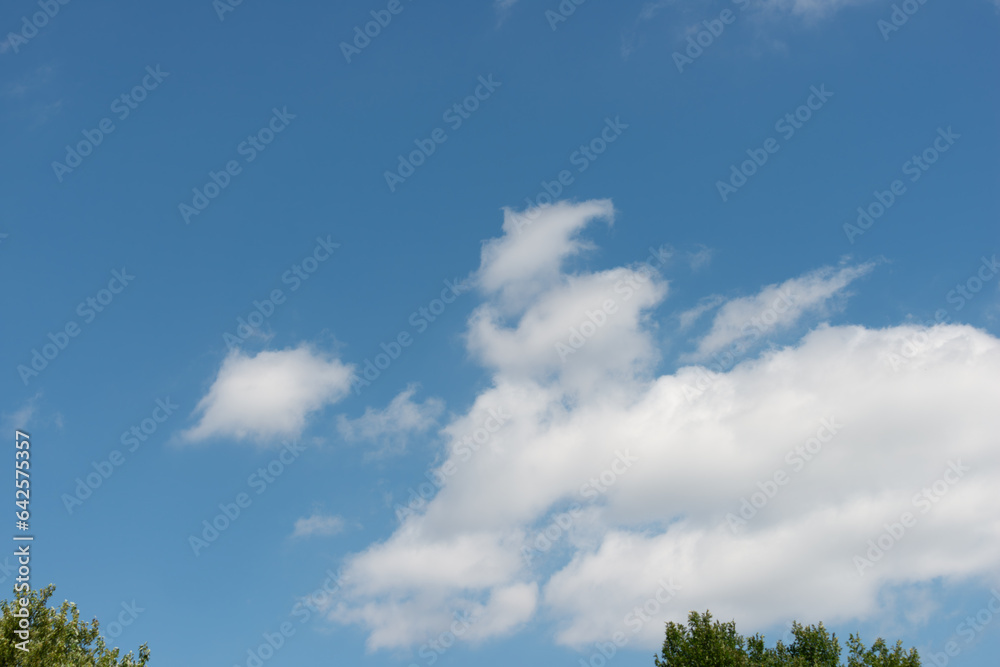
<box><xmin>327</xmin><ymin>521</ymin><xmax>536</xmax><ymax>650</ymax></box>
<box><xmin>292</xmin><ymin>512</ymin><xmax>345</xmax><ymax>539</ymax></box>
<box><xmin>324</xmin><ymin>200</ymin><xmax>1000</xmax><ymax>653</ymax></box>
<box><xmin>689</xmin><ymin>262</ymin><xmax>874</xmax><ymax>359</ymax></box>
<box><xmin>469</xmin><ymin>200</ymin><xmax>666</xmax><ymax>395</ymax></box>
<box><xmin>478</xmin><ymin>200</ymin><xmax>614</xmax><ymax>310</ymax></box>
<box><xmin>467</xmin><ymin>266</ymin><xmax>666</xmax><ymax>393</ymax></box>
<box><xmin>183</xmin><ymin>344</ymin><xmax>354</xmax><ymax>444</ymax></box>
<box><xmin>337</xmin><ymin>385</ymin><xmax>444</xmax><ymax>457</ymax></box>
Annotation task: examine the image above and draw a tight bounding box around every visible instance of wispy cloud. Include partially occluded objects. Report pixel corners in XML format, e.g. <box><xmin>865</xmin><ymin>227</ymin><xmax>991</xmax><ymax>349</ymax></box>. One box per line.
<box><xmin>678</xmin><ymin>294</ymin><xmax>725</xmax><ymax>330</ymax></box>
<box><xmin>493</xmin><ymin>0</ymin><xmax>520</xmax><ymax>26</ymax></box>
<box><xmin>292</xmin><ymin>512</ymin><xmax>346</xmax><ymax>539</ymax></box>
<box><xmin>3</xmin><ymin>64</ymin><xmax>63</xmax><ymax>127</ymax></box>
<box><xmin>686</xmin><ymin>246</ymin><xmax>713</xmax><ymax>271</ymax></box>
<box><xmin>621</xmin><ymin>0</ymin><xmax>889</xmax><ymax>60</ymax></box>
<box><xmin>337</xmin><ymin>385</ymin><xmax>444</xmax><ymax>457</ymax></box>
<box><xmin>1</xmin><ymin>393</ymin><xmax>42</xmax><ymax>432</ymax></box>
<box><xmin>688</xmin><ymin>262</ymin><xmax>874</xmax><ymax>358</ymax></box>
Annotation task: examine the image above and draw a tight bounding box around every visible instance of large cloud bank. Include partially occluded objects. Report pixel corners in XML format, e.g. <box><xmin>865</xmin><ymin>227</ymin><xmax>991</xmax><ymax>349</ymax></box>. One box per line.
<box><xmin>325</xmin><ymin>200</ymin><xmax>1000</xmax><ymax>652</ymax></box>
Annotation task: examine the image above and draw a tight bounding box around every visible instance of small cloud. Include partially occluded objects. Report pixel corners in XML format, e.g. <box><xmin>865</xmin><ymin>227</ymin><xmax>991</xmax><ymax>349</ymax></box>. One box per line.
<box><xmin>493</xmin><ymin>0</ymin><xmax>519</xmax><ymax>25</ymax></box>
<box><xmin>620</xmin><ymin>35</ymin><xmax>639</xmax><ymax>60</ymax></box>
<box><xmin>183</xmin><ymin>344</ymin><xmax>354</xmax><ymax>445</ymax></box>
<box><xmin>758</xmin><ymin>0</ymin><xmax>876</xmax><ymax>22</ymax></box>
<box><xmin>26</xmin><ymin>99</ymin><xmax>63</xmax><ymax>127</ymax></box>
<box><xmin>689</xmin><ymin>262</ymin><xmax>875</xmax><ymax>358</ymax></box>
<box><xmin>3</xmin><ymin>65</ymin><xmax>62</xmax><ymax>127</ymax></box>
<box><xmin>678</xmin><ymin>295</ymin><xmax>725</xmax><ymax>330</ymax></box>
<box><xmin>686</xmin><ymin>246</ymin><xmax>713</xmax><ymax>271</ymax></box>
<box><xmin>621</xmin><ymin>0</ymin><xmax>675</xmax><ymax>60</ymax></box>
<box><xmin>1</xmin><ymin>393</ymin><xmax>42</xmax><ymax>432</ymax></box>
<box><xmin>338</xmin><ymin>385</ymin><xmax>444</xmax><ymax>458</ymax></box>
<box><xmin>3</xmin><ymin>65</ymin><xmax>55</xmax><ymax>99</ymax></box>
<box><xmin>638</xmin><ymin>0</ymin><xmax>673</xmax><ymax>22</ymax></box>
<box><xmin>292</xmin><ymin>512</ymin><xmax>345</xmax><ymax>539</ymax></box>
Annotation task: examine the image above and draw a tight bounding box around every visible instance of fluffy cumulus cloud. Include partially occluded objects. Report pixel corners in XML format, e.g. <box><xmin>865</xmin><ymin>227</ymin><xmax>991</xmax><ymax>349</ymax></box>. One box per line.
<box><xmin>183</xmin><ymin>344</ymin><xmax>354</xmax><ymax>444</ymax></box>
<box><xmin>325</xmin><ymin>200</ymin><xmax>1000</xmax><ymax>653</ymax></box>
<box><xmin>478</xmin><ymin>200</ymin><xmax>614</xmax><ymax>310</ymax></box>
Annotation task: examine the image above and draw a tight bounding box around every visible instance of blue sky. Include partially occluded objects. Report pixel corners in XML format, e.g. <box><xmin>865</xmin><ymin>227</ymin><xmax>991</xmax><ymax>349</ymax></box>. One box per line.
<box><xmin>2</xmin><ymin>0</ymin><xmax>999</xmax><ymax>665</ymax></box>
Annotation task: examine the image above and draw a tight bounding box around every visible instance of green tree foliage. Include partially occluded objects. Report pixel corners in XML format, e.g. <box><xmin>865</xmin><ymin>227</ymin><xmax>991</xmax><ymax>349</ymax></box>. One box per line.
<box><xmin>0</xmin><ymin>585</ymin><xmax>150</xmax><ymax>666</ymax></box>
<box><xmin>656</xmin><ymin>611</ymin><xmax>920</xmax><ymax>667</ymax></box>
